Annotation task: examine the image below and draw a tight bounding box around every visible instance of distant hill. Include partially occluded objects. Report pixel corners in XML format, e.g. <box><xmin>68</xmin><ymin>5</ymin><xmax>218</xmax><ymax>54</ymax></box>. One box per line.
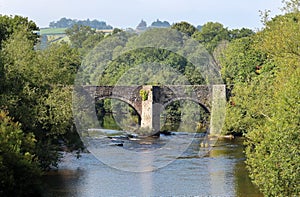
<box><xmin>136</xmin><ymin>19</ymin><xmax>171</xmax><ymax>31</ymax></box>
<box><xmin>49</xmin><ymin>17</ymin><xmax>113</xmax><ymax>29</ymax></box>
<box><xmin>150</xmin><ymin>19</ymin><xmax>170</xmax><ymax>28</ymax></box>
<box><xmin>136</xmin><ymin>20</ymin><xmax>147</xmax><ymax>31</ymax></box>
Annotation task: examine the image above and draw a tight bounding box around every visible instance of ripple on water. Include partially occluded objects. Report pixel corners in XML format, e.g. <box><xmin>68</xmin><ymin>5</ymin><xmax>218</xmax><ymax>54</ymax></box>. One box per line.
<box><xmin>43</xmin><ymin>135</ymin><xmax>262</xmax><ymax>197</ymax></box>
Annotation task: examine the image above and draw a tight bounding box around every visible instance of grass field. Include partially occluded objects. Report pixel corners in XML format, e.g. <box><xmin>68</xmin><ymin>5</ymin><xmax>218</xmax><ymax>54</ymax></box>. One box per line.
<box><xmin>40</xmin><ymin>28</ymin><xmax>67</xmax><ymax>35</ymax></box>
<box><xmin>47</xmin><ymin>34</ymin><xmax>70</xmax><ymax>44</ymax></box>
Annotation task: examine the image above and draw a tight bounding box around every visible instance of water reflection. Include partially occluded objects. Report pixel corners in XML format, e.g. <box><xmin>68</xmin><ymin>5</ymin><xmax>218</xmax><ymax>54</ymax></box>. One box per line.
<box><xmin>208</xmin><ymin>138</ymin><xmax>262</xmax><ymax>197</ymax></box>
<box><xmin>42</xmin><ymin>137</ymin><xmax>262</xmax><ymax>196</ymax></box>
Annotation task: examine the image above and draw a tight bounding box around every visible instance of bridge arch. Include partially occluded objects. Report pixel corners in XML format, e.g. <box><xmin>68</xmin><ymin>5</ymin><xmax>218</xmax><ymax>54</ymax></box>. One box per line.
<box><xmin>160</xmin><ymin>97</ymin><xmax>210</xmax><ymax>132</ymax></box>
<box><xmin>95</xmin><ymin>96</ymin><xmax>142</xmax><ymax>129</ymax></box>
<box><xmin>95</xmin><ymin>96</ymin><xmax>142</xmax><ymax>117</ymax></box>
<box><xmin>162</xmin><ymin>97</ymin><xmax>210</xmax><ymax>114</ymax></box>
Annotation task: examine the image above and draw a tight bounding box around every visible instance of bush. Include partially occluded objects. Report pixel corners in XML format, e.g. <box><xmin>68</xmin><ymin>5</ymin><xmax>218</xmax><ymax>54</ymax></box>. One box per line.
<box><xmin>0</xmin><ymin>110</ymin><xmax>42</xmax><ymax>196</ymax></box>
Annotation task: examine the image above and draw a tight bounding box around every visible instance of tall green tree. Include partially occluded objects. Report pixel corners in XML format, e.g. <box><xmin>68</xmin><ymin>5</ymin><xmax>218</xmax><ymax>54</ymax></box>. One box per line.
<box><xmin>0</xmin><ymin>15</ymin><xmax>39</xmax><ymax>47</ymax></box>
<box><xmin>193</xmin><ymin>22</ymin><xmax>229</xmax><ymax>54</ymax></box>
<box><xmin>244</xmin><ymin>11</ymin><xmax>300</xmax><ymax>196</ymax></box>
<box><xmin>221</xmin><ymin>4</ymin><xmax>300</xmax><ymax>195</ymax></box>
<box><xmin>0</xmin><ymin>110</ymin><xmax>41</xmax><ymax>196</ymax></box>
<box><xmin>228</xmin><ymin>28</ymin><xmax>254</xmax><ymax>40</ymax></box>
<box><xmin>219</xmin><ymin>37</ymin><xmax>267</xmax><ymax>85</ymax></box>
<box><xmin>65</xmin><ymin>24</ymin><xmax>105</xmax><ymax>55</ymax></box>
<box><xmin>1</xmin><ymin>27</ymin><xmax>81</xmax><ymax>170</ymax></box>
<box><xmin>171</xmin><ymin>21</ymin><xmax>197</xmax><ymax>36</ymax></box>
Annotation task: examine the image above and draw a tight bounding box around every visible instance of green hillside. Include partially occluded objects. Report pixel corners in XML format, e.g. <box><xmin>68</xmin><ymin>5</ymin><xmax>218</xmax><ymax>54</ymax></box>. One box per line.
<box><xmin>40</xmin><ymin>28</ymin><xmax>67</xmax><ymax>35</ymax></box>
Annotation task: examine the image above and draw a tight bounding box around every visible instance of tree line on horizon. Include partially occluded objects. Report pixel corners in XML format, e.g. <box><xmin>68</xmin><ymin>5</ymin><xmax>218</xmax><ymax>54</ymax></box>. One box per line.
<box><xmin>49</xmin><ymin>17</ymin><xmax>203</xmax><ymax>31</ymax></box>
<box><xmin>49</xmin><ymin>17</ymin><xmax>113</xmax><ymax>29</ymax></box>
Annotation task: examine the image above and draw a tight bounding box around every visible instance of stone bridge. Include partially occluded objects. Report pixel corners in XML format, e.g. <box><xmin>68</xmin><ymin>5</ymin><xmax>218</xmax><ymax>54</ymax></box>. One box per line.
<box><xmin>81</xmin><ymin>85</ymin><xmax>225</xmax><ymax>135</ymax></box>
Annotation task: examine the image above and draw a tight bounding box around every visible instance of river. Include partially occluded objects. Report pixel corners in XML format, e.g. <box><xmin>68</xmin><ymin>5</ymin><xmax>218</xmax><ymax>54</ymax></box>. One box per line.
<box><xmin>42</xmin><ymin>133</ymin><xmax>262</xmax><ymax>197</ymax></box>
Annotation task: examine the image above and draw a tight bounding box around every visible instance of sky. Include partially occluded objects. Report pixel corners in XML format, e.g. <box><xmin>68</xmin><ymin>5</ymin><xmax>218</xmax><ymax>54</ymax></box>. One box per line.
<box><xmin>0</xmin><ymin>0</ymin><xmax>283</xmax><ymax>30</ymax></box>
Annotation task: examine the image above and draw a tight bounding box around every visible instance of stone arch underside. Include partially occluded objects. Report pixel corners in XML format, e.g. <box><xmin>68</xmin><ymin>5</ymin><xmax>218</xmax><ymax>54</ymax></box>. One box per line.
<box><xmin>94</xmin><ymin>96</ymin><xmax>142</xmax><ymax>118</ymax></box>
<box><xmin>85</xmin><ymin>85</ymin><xmax>143</xmax><ymax>115</ymax></box>
<box><xmin>153</xmin><ymin>85</ymin><xmax>212</xmax><ymax>113</ymax></box>
<box><xmin>162</xmin><ymin>97</ymin><xmax>210</xmax><ymax>114</ymax></box>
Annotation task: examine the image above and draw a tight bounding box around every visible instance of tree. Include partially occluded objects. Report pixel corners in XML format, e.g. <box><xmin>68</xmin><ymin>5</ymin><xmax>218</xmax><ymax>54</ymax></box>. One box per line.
<box><xmin>245</xmin><ymin>64</ymin><xmax>300</xmax><ymax>197</ymax></box>
<box><xmin>229</xmin><ymin>28</ymin><xmax>254</xmax><ymax>40</ymax></box>
<box><xmin>0</xmin><ymin>110</ymin><xmax>41</xmax><ymax>196</ymax></box>
<box><xmin>112</xmin><ymin>28</ymin><xmax>123</xmax><ymax>34</ymax></box>
<box><xmin>219</xmin><ymin>37</ymin><xmax>265</xmax><ymax>85</ymax></box>
<box><xmin>281</xmin><ymin>0</ymin><xmax>300</xmax><ymax>13</ymax></box>
<box><xmin>244</xmin><ymin>11</ymin><xmax>300</xmax><ymax>196</ymax></box>
<box><xmin>66</xmin><ymin>24</ymin><xmax>99</xmax><ymax>48</ymax></box>
<box><xmin>150</xmin><ymin>19</ymin><xmax>170</xmax><ymax>28</ymax></box>
<box><xmin>0</xmin><ymin>30</ymin><xmax>37</xmax><ymax>131</ymax></box>
<box><xmin>0</xmin><ymin>15</ymin><xmax>86</xmax><ymax>194</ymax></box>
<box><xmin>66</xmin><ymin>24</ymin><xmax>105</xmax><ymax>54</ymax></box>
<box><xmin>220</xmin><ymin>6</ymin><xmax>300</xmax><ymax>195</ymax></box>
<box><xmin>1</xmin><ymin>28</ymin><xmax>81</xmax><ymax>170</ymax></box>
<box><xmin>171</xmin><ymin>21</ymin><xmax>197</xmax><ymax>36</ymax></box>
<box><xmin>0</xmin><ymin>15</ymin><xmax>39</xmax><ymax>47</ymax></box>
<box><xmin>193</xmin><ymin>22</ymin><xmax>229</xmax><ymax>54</ymax></box>
<box><xmin>49</xmin><ymin>17</ymin><xmax>113</xmax><ymax>29</ymax></box>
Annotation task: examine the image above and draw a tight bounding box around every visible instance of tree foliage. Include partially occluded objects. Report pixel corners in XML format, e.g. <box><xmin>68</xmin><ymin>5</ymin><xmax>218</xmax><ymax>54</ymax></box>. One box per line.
<box><xmin>221</xmin><ymin>5</ymin><xmax>300</xmax><ymax>196</ymax></box>
<box><xmin>150</xmin><ymin>19</ymin><xmax>170</xmax><ymax>28</ymax></box>
<box><xmin>0</xmin><ymin>110</ymin><xmax>41</xmax><ymax>196</ymax></box>
<box><xmin>49</xmin><ymin>17</ymin><xmax>112</xmax><ymax>29</ymax></box>
<box><xmin>3</xmin><ymin>10</ymin><xmax>299</xmax><ymax>196</ymax></box>
<box><xmin>193</xmin><ymin>22</ymin><xmax>229</xmax><ymax>54</ymax></box>
<box><xmin>219</xmin><ymin>37</ymin><xmax>264</xmax><ymax>85</ymax></box>
<box><xmin>171</xmin><ymin>21</ymin><xmax>197</xmax><ymax>36</ymax></box>
<box><xmin>0</xmin><ymin>16</ymin><xmax>82</xmax><ymax>179</ymax></box>
<box><xmin>192</xmin><ymin>22</ymin><xmax>253</xmax><ymax>55</ymax></box>
<box><xmin>0</xmin><ymin>15</ymin><xmax>39</xmax><ymax>47</ymax></box>
<box><xmin>65</xmin><ymin>24</ymin><xmax>105</xmax><ymax>54</ymax></box>
<box><xmin>281</xmin><ymin>0</ymin><xmax>300</xmax><ymax>13</ymax></box>
<box><xmin>244</xmin><ymin>11</ymin><xmax>300</xmax><ymax>196</ymax></box>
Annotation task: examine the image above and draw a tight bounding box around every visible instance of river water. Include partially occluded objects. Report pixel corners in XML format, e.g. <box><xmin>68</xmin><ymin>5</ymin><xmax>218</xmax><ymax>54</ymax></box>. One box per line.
<box><xmin>42</xmin><ymin>134</ymin><xmax>262</xmax><ymax>197</ymax></box>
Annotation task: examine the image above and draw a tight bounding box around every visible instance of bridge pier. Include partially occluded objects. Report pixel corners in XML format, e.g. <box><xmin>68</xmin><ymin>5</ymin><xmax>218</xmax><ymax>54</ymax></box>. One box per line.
<box><xmin>140</xmin><ymin>86</ymin><xmax>162</xmax><ymax>135</ymax></box>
